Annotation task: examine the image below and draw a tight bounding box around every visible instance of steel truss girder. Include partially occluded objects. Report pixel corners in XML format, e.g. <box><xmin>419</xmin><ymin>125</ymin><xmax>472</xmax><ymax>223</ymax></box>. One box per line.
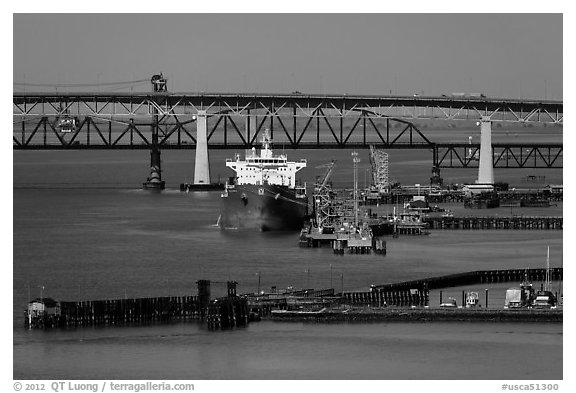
<box><xmin>13</xmin><ymin>110</ymin><xmax>436</xmax><ymax>149</ymax></box>
<box><xmin>13</xmin><ymin>94</ymin><xmax>563</xmax><ymax>159</ymax></box>
<box><xmin>434</xmin><ymin>144</ymin><xmax>563</xmax><ymax>169</ymax></box>
<box><xmin>14</xmin><ymin>93</ymin><xmax>563</xmax><ymax>124</ymax></box>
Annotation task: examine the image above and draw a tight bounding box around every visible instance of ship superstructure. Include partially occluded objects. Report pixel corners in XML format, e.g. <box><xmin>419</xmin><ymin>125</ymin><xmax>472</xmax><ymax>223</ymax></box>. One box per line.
<box><xmin>220</xmin><ymin>131</ymin><xmax>307</xmax><ymax>230</ymax></box>
<box><xmin>225</xmin><ymin>132</ymin><xmax>306</xmax><ymax>188</ymax></box>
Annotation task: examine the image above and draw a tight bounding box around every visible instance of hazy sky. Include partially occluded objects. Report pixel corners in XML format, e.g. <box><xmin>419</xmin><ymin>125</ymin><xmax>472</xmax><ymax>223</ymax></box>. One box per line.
<box><xmin>13</xmin><ymin>13</ymin><xmax>563</xmax><ymax>99</ymax></box>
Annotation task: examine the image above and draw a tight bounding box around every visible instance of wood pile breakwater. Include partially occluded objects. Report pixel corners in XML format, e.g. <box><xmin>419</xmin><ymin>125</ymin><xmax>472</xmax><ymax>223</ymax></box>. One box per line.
<box><xmin>423</xmin><ymin>216</ymin><xmax>562</xmax><ymax>230</ymax></box>
<box><xmin>374</xmin><ymin>267</ymin><xmax>563</xmax><ymax>290</ymax></box>
<box><xmin>25</xmin><ymin>280</ymin><xmax>248</xmax><ymax>330</ymax></box>
<box><xmin>206</xmin><ymin>297</ymin><xmax>249</xmax><ymax>329</ymax></box>
<box><xmin>24</xmin><ymin>296</ymin><xmax>203</xmax><ymax>329</ymax></box>
<box><xmin>61</xmin><ymin>296</ymin><xmax>200</xmax><ymax>327</ymax></box>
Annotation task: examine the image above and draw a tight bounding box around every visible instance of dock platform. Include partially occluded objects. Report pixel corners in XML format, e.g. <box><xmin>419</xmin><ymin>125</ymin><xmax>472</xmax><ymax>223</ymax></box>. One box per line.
<box><xmin>299</xmin><ymin>227</ymin><xmax>385</xmax><ymax>254</ymax></box>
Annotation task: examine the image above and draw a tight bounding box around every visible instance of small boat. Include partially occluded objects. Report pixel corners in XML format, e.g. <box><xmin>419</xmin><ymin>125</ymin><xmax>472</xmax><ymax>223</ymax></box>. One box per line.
<box><xmin>440</xmin><ymin>297</ymin><xmax>457</xmax><ymax>308</ymax></box>
<box><xmin>533</xmin><ymin>246</ymin><xmax>557</xmax><ymax>308</ymax></box>
<box><xmin>393</xmin><ymin>210</ymin><xmax>430</xmax><ymax>236</ymax></box>
<box><xmin>368</xmin><ymin>217</ymin><xmax>395</xmax><ymax>236</ymax></box>
<box><xmin>464</xmin><ymin>191</ymin><xmax>500</xmax><ymax>209</ymax></box>
<box><xmin>533</xmin><ymin>290</ymin><xmax>556</xmax><ymax>309</ymax></box>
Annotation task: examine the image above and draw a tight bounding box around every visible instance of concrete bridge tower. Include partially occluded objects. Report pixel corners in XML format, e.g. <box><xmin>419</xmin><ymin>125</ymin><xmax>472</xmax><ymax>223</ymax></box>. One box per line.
<box><xmin>477</xmin><ymin>116</ymin><xmax>494</xmax><ymax>185</ymax></box>
<box><xmin>193</xmin><ymin>110</ymin><xmax>210</xmax><ymax>185</ymax></box>
<box><xmin>463</xmin><ymin>116</ymin><xmax>495</xmax><ymax>197</ymax></box>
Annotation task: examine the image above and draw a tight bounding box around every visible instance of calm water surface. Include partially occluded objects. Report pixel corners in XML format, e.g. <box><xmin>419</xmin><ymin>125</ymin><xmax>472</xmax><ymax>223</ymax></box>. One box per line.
<box><xmin>13</xmin><ymin>149</ymin><xmax>563</xmax><ymax>379</ymax></box>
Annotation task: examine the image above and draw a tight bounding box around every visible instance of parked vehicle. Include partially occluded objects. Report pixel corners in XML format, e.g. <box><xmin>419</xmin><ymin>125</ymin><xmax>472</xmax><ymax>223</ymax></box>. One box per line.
<box><xmin>504</xmin><ymin>273</ymin><xmax>535</xmax><ymax>309</ymax></box>
<box><xmin>465</xmin><ymin>291</ymin><xmax>480</xmax><ymax>308</ymax></box>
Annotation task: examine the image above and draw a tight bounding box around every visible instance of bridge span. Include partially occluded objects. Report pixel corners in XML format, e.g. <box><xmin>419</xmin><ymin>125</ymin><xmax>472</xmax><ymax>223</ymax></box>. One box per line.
<box><xmin>13</xmin><ymin>88</ymin><xmax>563</xmax><ymax>185</ymax></box>
<box><xmin>13</xmin><ymin>91</ymin><xmax>563</xmax><ymax>123</ymax></box>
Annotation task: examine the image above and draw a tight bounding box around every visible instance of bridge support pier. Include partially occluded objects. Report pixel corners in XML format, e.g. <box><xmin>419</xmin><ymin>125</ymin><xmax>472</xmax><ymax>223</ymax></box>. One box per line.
<box><xmin>143</xmin><ymin>74</ymin><xmax>166</xmax><ymax>190</ymax></box>
<box><xmin>142</xmin><ymin>143</ymin><xmax>165</xmax><ymax>190</ymax></box>
<box><xmin>142</xmin><ymin>122</ymin><xmax>165</xmax><ymax>190</ymax></box>
<box><xmin>430</xmin><ymin>147</ymin><xmax>443</xmax><ymax>186</ymax></box>
<box><xmin>478</xmin><ymin>116</ymin><xmax>494</xmax><ymax>185</ymax></box>
<box><xmin>194</xmin><ymin>110</ymin><xmax>211</xmax><ymax>185</ymax></box>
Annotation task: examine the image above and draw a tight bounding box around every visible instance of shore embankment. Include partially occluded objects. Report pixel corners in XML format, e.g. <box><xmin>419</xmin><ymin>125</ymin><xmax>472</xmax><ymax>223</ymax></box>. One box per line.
<box><xmin>269</xmin><ymin>308</ymin><xmax>562</xmax><ymax>323</ymax></box>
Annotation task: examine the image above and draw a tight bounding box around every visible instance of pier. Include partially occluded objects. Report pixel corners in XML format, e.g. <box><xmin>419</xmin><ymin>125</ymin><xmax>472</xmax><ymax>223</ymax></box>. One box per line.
<box><xmin>345</xmin><ymin>287</ymin><xmax>429</xmax><ymax>308</ymax></box>
<box><xmin>245</xmin><ymin>288</ymin><xmax>336</xmax><ymax>317</ymax></box>
<box><xmin>24</xmin><ymin>268</ymin><xmax>562</xmax><ymax>330</ymax></box>
<box><xmin>299</xmin><ymin>227</ymin><xmax>386</xmax><ymax>255</ymax></box>
<box><xmin>343</xmin><ymin>268</ymin><xmax>563</xmax><ymax>307</ymax></box>
<box><xmin>364</xmin><ymin>187</ymin><xmax>563</xmax><ymax>205</ymax></box>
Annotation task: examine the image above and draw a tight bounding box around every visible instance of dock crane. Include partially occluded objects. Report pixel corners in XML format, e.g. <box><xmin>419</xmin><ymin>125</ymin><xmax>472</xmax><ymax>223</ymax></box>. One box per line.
<box><xmin>368</xmin><ymin>146</ymin><xmax>390</xmax><ymax>197</ymax></box>
<box><xmin>312</xmin><ymin>161</ymin><xmax>338</xmax><ymax>233</ymax></box>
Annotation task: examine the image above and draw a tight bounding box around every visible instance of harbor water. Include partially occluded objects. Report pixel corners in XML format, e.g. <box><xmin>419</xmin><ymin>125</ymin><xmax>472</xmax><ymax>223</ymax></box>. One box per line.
<box><xmin>13</xmin><ymin>148</ymin><xmax>563</xmax><ymax>380</ymax></box>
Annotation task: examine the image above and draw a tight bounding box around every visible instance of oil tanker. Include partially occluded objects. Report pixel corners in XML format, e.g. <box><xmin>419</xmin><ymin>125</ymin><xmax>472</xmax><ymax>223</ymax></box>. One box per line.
<box><xmin>219</xmin><ymin>131</ymin><xmax>308</xmax><ymax>231</ymax></box>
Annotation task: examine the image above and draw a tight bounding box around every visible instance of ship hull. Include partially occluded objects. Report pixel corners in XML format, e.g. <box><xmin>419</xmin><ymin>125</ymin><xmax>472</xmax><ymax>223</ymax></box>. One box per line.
<box><xmin>180</xmin><ymin>183</ymin><xmax>225</xmax><ymax>192</ymax></box>
<box><xmin>220</xmin><ymin>184</ymin><xmax>307</xmax><ymax>231</ymax></box>
<box><xmin>369</xmin><ymin>221</ymin><xmax>395</xmax><ymax>236</ymax></box>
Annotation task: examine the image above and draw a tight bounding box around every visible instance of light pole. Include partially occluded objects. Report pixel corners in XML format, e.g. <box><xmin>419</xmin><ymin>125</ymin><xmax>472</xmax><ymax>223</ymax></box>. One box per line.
<box><xmin>305</xmin><ymin>268</ymin><xmax>310</xmax><ymax>289</ymax></box>
<box><xmin>330</xmin><ymin>264</ymin><xmax>333</xmax><ymax>289</ymax></box>
<box><xmin>39</xmin><ymin>285</ymin><xmax>45</xmax><ymax>303</ymax></box>
<box><xmin>39</xmin><ymin>285</ymin><xmax>45</xmax><ymax>315</ymax></box>
<box><xmin>352</xmin><ymin>152</ymin><xmax>360</xmax><ymax>229</ymax></box>
<box><xmin>340</xmin><ymin>273</ymin><xmax>344</xmax><ymax>294</ymax></box>
<box><xmin>256</xmin><ymin>272</ymin><xmax>261</xmax><ymax>295</ymax></box>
